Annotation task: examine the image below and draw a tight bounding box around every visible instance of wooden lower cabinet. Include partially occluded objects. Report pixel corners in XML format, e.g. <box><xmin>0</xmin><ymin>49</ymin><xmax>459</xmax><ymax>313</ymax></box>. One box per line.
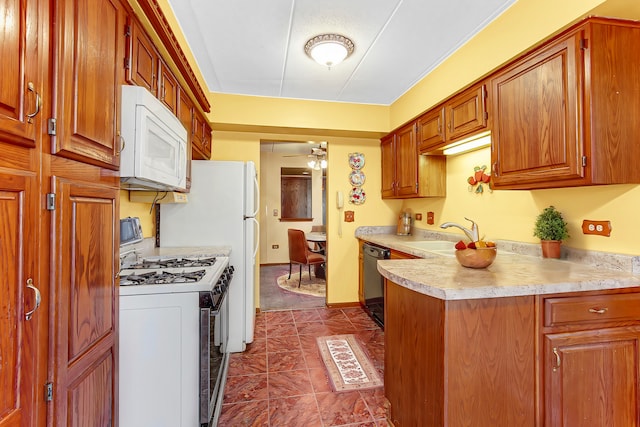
<box><xmin>384</xmin><ymin>279</ymin><xmax>535</xmax><ymax>426</ymax></box>
<box><xmin>385</xmin><ymin>280</ymin><xmax>640</xmax><ymax>426</ymax></box>
<box><xmin>47</xmin><ymin>157</ymin><xmax>119</xmax><ymax>426</ymax></box>
<box><xmin>543</xmin><ymin>327</ymin><xmax>640</xmax><ymax>426</ymax></box>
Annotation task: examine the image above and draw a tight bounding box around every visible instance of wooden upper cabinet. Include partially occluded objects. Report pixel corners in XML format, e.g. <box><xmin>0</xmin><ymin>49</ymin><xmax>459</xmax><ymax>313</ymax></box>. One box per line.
<box><xmin>53</xmin><ymin>0</ymin><xmax>125</xmax><ymax>170</ymax></box>
<box><xmin>417</xmin><ymin>107</ymin><xmax>445</xmax><ymax>153</ymax></box>
<box><xmin>126</xmin><ymin>17</ymin><xmax>158</xmax><ymax>94</ymax></box>
<box><xmin>158</xmin><ymin>60</ymin><xmax>178</xmax><ymax>114</ymax></box>
<box><xmin>381</xmin><ymin>123</ymin><xmax>446</xmax><ymax>199</ymax></box>
<box><xmin>395</xmin><ymin>122</ymin><xmax>419</xmax><ymax>197</ymax></box>
<box><xmin>491</xmin><ymin>18</ymin><xmax>640</xmax><ymax>189</ymax></box>
<box><xmin>491</xmin><ymin>32</ymin><xmax>582</xmax><ymax>188</ymax></box>
<box><xmin>380</xmin><ymin>133</ymin><xmax>396</xmax><ymax>198</ymax></box>
<box><xmin>191</xmin><ymin>110</ymin><xmax>211</xmax><ymax>160</ymax></box>
<box><xmin>0</xmin><ymin>0</ymin><xmax>42</xmax><ymax>148</ymax></box>
<box><xmin>445</xmin><ymin>83</ymin><xmax>488</xmax><ymax>141</ymax></box>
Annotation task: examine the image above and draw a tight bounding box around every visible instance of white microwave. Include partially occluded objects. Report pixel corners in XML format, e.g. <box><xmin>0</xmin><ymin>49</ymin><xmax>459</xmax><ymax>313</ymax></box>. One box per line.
<box><xmin>120</xmin><ymin>85</ymin><xmax>188</xmax><ymax>192</ymax></box>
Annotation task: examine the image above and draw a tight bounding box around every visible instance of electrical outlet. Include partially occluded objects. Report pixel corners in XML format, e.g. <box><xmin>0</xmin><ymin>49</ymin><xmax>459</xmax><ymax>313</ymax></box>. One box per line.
<box><xmin>581</xmin><ymin>220</ymin><xmax>611</xmax><ymax>237</ymax></box>
<box><xmin>272</xmin><ymin>244</ymin><xmax>279</xmax><ymax>249</ymax></box>
<box><xmin>415</xmin><ymin>213</ymin><xmax>423</xmax><ymax>221</ymax></box>
<box><xmin>427</xmin><ymin>212</ymin><xmax>434</xmax><ymax>225</ymax></box>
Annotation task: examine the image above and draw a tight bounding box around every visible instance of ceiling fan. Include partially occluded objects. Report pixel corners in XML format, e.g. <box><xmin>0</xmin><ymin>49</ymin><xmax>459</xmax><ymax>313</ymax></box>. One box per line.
<box><xmin>284</xmin><ymin>144</ymin><xmax>327</xmax><ymax>170</ymax></box>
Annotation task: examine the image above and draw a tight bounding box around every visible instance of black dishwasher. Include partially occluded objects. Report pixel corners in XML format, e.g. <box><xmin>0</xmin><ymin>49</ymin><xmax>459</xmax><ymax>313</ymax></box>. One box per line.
<box><xmin>362</xmin><ymin>242</ymin><xmax>390</xmax><ymax>327</ymax></box>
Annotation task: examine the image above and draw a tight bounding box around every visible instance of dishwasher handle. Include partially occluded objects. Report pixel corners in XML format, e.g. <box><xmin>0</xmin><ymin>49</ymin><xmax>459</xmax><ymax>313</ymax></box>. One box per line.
<box><xmin>363</xmin><ymin>243</ymin><xmax>390</xmax><ymax>259</ymax></box>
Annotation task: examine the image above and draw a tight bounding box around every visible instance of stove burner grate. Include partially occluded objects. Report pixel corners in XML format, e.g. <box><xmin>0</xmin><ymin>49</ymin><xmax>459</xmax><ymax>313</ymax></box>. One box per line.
<box><xmin>128</xmin><ymin>257</ymin><xmax>217</xmax><ymax>269</ymax></box>
<box><xmin>122</xmin><ymin>269</ymin><xmax>207</xmax><ymax>285</ymax></box>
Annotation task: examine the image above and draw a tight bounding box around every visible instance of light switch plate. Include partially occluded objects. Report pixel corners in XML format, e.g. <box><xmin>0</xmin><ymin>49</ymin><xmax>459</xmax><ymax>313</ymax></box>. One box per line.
<box><xmin>344</xmin><ymin>210</ymin><xmax>354</xmax><ymax>222</ymax></box>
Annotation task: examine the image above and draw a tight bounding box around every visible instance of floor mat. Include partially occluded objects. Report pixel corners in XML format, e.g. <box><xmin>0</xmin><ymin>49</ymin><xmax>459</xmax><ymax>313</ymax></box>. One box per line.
<box><xmin>316</xmin><ymin>334</ymin><xmax>383</xmax><ymax>392</ymax></box>
<box><xmin>276</xmin><ymin>271</ymin><xmax>326</xmax><ymax>297</ymax></box>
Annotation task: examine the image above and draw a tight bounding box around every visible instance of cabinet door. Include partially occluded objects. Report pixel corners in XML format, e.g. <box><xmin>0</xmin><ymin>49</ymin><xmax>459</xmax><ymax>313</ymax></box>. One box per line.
<box><xmin>50</xmin><ymin>176</ymin><xmax>118</xmax><ymax>427</ymax></box>
<box><xmin>544</xmin><ymin>327</ymin><xmax>640</xmax><ymax>426</ymax></box>
<box><xmin>417</xmin><ymin>107</ymin><xmax>445</xmax><ymax>153</ymax></box>
<box><xmin>380</xmin><ymin>133</ymin><xmax>396</xmax><ymax>198</ymax></box>
<box><xmin>395</xmin><ymin>123</ymin><xmax>418</xmax><ymax>197</ymax></box>
<box><xmin>0</xmin><ymin>171</ymin><xmax>38</xmax><ymax>427</ymax></box>
<box><xmin>54</xmin><ymin>0</ymin><xmax>125</xmax><ymax>169</ymax></box>
<box><xmin>158</xmin><ymin>60</ymin><xmax>178</xmax><ymax>114</ymax></box>
<box><xmin>491</xmin><ymin>33</ymin><xmax>583</xmax><ymax>188</ymax></box>
<box><xmin>0</xmin><ymin>0</ymin><xmax>42</xmax><ymax>148</ymax></box>
<box><xmin>446</xmin><ymin>84</ymin><xmax>487</xmax><ymax>141</ymax></box>
<box><xmin>126</xmin><ymin>17</ymin><xmax>158</xmax><ymax>93</ymax></box>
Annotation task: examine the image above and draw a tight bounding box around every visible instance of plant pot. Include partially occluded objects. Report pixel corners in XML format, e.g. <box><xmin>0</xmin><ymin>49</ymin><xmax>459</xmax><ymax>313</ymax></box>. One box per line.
<box><xmin>540</xmin><ymin>240</ymin><xmax>562</xmax><ymax>259</ymax></box>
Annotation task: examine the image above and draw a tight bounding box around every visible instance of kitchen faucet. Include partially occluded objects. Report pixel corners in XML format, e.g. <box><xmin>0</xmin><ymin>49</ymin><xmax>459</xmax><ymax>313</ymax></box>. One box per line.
<box><xmin>440</xmin><ymin>217</ymin><xmax>479</xmax><ymax>242</ymax></box>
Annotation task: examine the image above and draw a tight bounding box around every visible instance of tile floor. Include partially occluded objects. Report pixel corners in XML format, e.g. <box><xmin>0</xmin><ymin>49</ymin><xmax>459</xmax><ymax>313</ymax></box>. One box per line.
<box><xmin>218</xmin><ymin>305</ymin><xmax>387</xmax><ymax>426</ymax></box>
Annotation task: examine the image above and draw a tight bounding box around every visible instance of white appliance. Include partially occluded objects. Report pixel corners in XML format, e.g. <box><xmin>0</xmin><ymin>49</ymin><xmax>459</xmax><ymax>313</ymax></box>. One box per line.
<box><xmin>160</xmin><ymin>160</ymin><xmax>259</xmax><ymax>352</ymax></box>
<box><xmin>119</xmin><ymin>254</ymin><xmax>231</xmax><ymax>427</ymax></box>
<box><xmin>120</xmin><ymin>85</ymin><xmax>188</xmax><ymax>192</ymax></box>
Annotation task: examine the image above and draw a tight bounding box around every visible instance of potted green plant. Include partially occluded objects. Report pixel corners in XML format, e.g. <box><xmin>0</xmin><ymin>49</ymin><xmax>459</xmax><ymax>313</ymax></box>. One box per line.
<box><xmin>533</xmin><ymin>206</ymin><xmax>569</xmax><ymax>258</ymax></box>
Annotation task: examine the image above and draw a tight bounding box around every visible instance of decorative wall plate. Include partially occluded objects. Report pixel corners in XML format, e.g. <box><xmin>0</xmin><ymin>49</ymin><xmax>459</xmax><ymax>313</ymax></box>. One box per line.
<box><xmin>348</xmin><ymin>153</ymin><xmax>365</xmax><ymax>170</ymax></box>
<box><xmin>348</xmin><ymin>170</ymin><xmax>365</xmax><ymax>187</ymax></box>
<box><xmin>349</xmin><ymin>187</ymin><xmax>366</xmax><ymax>204</ymax></box>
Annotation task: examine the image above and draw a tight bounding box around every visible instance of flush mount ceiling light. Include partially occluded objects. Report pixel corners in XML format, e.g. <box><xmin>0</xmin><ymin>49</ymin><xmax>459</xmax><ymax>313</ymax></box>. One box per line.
<box><xmin>304</xmin><ymin>34</ymin><xmax>354</xmax><ymax>68</ymax></box>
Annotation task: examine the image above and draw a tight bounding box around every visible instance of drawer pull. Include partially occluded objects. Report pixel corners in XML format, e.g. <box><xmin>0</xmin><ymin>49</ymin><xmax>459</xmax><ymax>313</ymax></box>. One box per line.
<box><xmin>588</xmin><ymin>307</ymin><xmax>608</xmax><ymax>314</ymax></box>
<box><xmin>552</xmin><ymin>347</ymin><xmax>561</xmax><ymax>372</ymax></box>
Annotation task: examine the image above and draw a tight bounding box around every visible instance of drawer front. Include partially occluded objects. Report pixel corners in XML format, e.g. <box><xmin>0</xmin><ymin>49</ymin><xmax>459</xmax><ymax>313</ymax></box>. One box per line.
<box><xmin>544</xmin><ymin>293</ymin><xmax>640</xmax><ymax>327</ymax></box>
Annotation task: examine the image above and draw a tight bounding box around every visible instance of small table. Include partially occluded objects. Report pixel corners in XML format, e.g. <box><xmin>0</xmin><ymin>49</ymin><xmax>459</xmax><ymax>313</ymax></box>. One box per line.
<box><xmin>305</xmin><ymin>232</ymin><xmax>326</xmax><ymax>279</ymax></box>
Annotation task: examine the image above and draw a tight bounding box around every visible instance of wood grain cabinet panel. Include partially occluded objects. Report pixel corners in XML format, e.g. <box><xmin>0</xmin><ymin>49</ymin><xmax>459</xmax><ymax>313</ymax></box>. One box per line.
<box><xmin>417</xmin><ymin>107</ymin><xmax>445</xmax><ymax>153</ymax></box>
<box><xmin>0</xmin><ymin>0</ymin><xmax>42</xmax><ymax>149</ymax></box>
<box><xmin>158</xmin><ymin>60</ymin><xmax>178</xmax><ymax>114</ymax></box>
<box><xmin>380</xmin><ymin>133</ymin><xmax>396</xmax><ymax>198</ymax></box>
<box><xmin>543</xmin><ymin>327</ymin><xmax>640</xmax><ymax>426</ymax></box>
<box><xmin>53</xmin><ymin>0</ymin><xmax>125</xmax><ymax>169</ymax></box>
<box><xmin>0</xmin><ymin>170</ymin><xmax>38</xmax><ymax>427</ymax></box>
<box><xmin>126</xmin><ymin>17</ymin><xmax>159</xmax><ymax>94</ymax></box>
<box><xmin>445</xmin><ymin>83</ymin><xmax>487</xmax><ymax>141</ymax></box>
<box><xmin>50</xmin><ymin>176</ymin><xmax>118</xmax><ymax>427</ymax></box>
<box><xmin>491</xmin><ymin>18</ymin><xmax>640</xmax><ymax>189</ymax></box>
<box><xmin>384</xmin><ymin>280</ymin><xmax>536</xmax><ymax>426</ymax></box>
<box><xmin>381</xmin><ymin>123</ymin><xmax>446</xmax><ymax>199</ymax></box>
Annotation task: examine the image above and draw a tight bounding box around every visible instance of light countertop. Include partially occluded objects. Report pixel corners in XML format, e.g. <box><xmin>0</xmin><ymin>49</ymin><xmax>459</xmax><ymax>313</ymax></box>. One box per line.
<box><xmin>356</xmin><ymin>228</ymin><xmax>640</xmax><ymax>300</ymax></box>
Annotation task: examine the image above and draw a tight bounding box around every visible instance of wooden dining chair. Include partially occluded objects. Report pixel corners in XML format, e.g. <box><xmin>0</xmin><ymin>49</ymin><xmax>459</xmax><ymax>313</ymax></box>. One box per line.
<box><xmin>287</xmin><ymin>229</ymin><xmax>325</xmax><ymax>287</ymax></box>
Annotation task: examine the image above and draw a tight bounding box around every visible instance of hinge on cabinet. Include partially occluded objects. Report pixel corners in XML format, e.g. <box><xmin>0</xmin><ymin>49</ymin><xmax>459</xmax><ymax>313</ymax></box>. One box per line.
<box><xmin>582</xmin><ymin>156</ymin><xmax>587</xmax><ymax>167</ymax></box>
<box><xmin>124</xmin><ymin>24</ymin><xmax>131</xmax><ymax>37</ymax></box>
<box><xmin>484</xmin><ymin>111</ymin><xmax>489</xmax><ymax>120</ymax></box>
<box><xmin>46</xmin><ymin>193</ymin><xmax>56</xmax><ymax>211</ymax></box>
<box><xmin>124</xmin><ymin>56</ymin><xmax>131</xmax><ymax>70</ymax></box>
<box><xmin>415</xmin><ymin>182</ymin><xmax>419</xmax><ymax>191</ymax></box>
<box><xmin>47</xmin><ymin>118</ymin><xmax>57</xmax><ymax>136</ymax></box>
<box><xmin>580</xmin><ymin>38</ymin><xmax>588</xmax><ymax>50</ymax></box>
<box><xmin>45</xmin><ymin>383</ymin><xmax>53</xmax><ymax>402</ymax></box>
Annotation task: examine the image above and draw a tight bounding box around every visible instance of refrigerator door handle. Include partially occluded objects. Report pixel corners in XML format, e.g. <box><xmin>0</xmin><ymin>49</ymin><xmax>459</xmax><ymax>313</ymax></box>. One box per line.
<box><xmin>250</xmin><ymin>172</ymin><xmax>259</xmax><ymax>218</ymax></box>
<box><xmin>248</xmin><ymin>217</ymin><xmax>259</xmax><ymax>259</ymax></box>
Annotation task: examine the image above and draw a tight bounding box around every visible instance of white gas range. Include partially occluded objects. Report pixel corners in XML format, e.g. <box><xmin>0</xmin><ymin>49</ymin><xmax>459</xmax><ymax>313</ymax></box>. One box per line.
<box><xmin>119</xmin><ymin>251</ymin><xmax>232</xmax><ymax>427</ymax></box>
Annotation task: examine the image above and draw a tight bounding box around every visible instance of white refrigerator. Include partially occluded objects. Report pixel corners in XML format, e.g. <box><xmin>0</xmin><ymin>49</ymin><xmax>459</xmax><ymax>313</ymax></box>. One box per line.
<box><xmin>159</xmin><ymin>160</ymin><xmax>259</xmax><ymax>352</ymax></box>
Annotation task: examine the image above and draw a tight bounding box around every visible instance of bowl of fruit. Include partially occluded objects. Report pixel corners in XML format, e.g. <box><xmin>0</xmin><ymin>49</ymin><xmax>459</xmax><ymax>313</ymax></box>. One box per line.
<box><xmin>454</xmin><ymin>240</ymin><xmax>497</xmax><ymax>268</ymax></box>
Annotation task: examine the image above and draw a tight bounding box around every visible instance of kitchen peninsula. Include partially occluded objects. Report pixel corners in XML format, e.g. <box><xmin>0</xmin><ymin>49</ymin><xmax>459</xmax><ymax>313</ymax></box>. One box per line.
<box><xmin>357</xmin><ymin>228</ymin><xmax>640</xmax><ymax>426</ymax></box>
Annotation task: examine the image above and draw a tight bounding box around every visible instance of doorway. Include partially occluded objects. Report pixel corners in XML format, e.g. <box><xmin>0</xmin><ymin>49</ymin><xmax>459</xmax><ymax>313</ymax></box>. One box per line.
<box><xmin>259</xmin><ymin>141</ymin><xmax>327</xmax><ymax>310</ymax></box>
